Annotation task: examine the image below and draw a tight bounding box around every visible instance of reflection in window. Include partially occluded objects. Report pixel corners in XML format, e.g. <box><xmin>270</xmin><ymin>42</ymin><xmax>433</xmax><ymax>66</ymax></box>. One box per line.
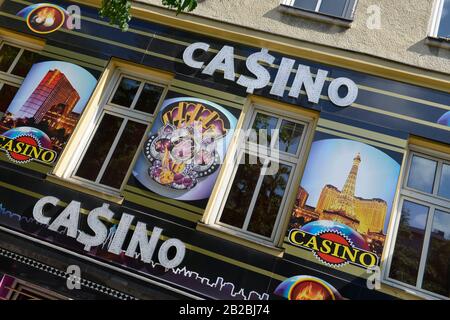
<box><xmin>111</xmin><ymin>77</ymin><xmax>141</xmax><ymax>108</ymax></box>
<box><xmin>251</xmin><ymin>113</ymin><xmax>278</xmax><ymax>146</ymax></box>
<box><xmin>99</xmin><ymin>120</ymin><xmax>147</xmax><ymax>188</ymax></box>
<box><xmin>287</xmin><ymin>0</ymin><xmax>357</xmax><ymax>20</ymax></box>
<box><xmin>407</xmin><ymin>156</ymin><xmax>437</xmax><ymax>194</ymax></box>
<box><xmin>437</xmin><ymin>0</ymin><xmax>450</xmax><ymax>38</ymax></box>
<box><xmin>11</xmin><ymin>50</ymin><xmax>40</xmax><ymax>77</ymax></box>
<box><xmin>220</xmin><ymin>154</ymin><xmax>263</xmax><ymax>229</ymax></box>
<box><xmin>389</xmin><ymin>200</ymin><xmax>429</xmax><ymax>286</ymax></box>
<box><xmin>438</xmin><ymin>164</ymin><xmax>450</xmax><ymax>200</ymax></box>
<box><xmin>134</xmin><ymin>83</ymin><xmax>165</xmax><ymax>114</ymax></box>
<box><xmin>422</xmin><ymin>210</ymin><xmax>450</xmax><ymax>297</ymax></box>
<box><xmin>248</xmin><ymin>163</ymin><xmax>292</xmax><ymax>237</ymax></box>
<box><xmin>279</xmin><ymin>120</ymin><xmax>304</xmax><ymax>154</ymax></box>
<box><xmin>0</xmin><ymin>84</ymin><xmax>19</xmax><ymax>113</ymax></box>
<box><xmin>0</xmin><ymin>44</ymin><xmax>20</xmax><ymax>72</ymax></box>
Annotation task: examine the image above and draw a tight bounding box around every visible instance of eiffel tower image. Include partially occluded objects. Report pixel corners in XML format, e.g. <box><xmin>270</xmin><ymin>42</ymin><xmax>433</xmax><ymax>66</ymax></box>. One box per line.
<box><xmin>330</xmin><ymin>153</ymin><xmax>361</xmax><ymax>217</ymax></box>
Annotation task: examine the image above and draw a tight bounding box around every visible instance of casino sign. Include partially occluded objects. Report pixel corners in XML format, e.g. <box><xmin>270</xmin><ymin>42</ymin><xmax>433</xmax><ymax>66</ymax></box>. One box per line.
<box><xmin>288</xmin><ymin>221</ymin><xmax>379</xmax><ymax>269</ymax></box>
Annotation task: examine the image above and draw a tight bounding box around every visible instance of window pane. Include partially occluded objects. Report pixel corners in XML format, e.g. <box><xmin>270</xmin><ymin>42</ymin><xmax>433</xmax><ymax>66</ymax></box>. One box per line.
<box><xmin>437</xmin><ymin>0</ymin><xmax>450</xmax><ymax>38</ymax></box>
<box><xmin>11</xmin><ymin>50</ymin><xmax>40</xmax><ymax>77</ymax></box>
<box><xmin>134</xmin><ymin>83</ymin><xmax>164</xmax><ymax>114</ymax></box>
<box><xmin>0</xmin><ymin>44</ymin><xmax>20</xmax><ymax>73</ymax></box>
<box><xmin>292</xmin><ymin>0</ymin><xmax>319</xmax><ymax>11</ymax></box>
<box><xmin>248</xmin><ymin>162</ymin><xmax>292</xmax><ymax>237</ymax></box>
<box><xmin>407</xmin><ymin>155</ymin><xmax>437</xmax><ymax>194</ymax></box>
<box><xmin>319</xmin><ymin>0</ymin><xmax>348</xmax><ymax>17</ymax></box>
<box><xmin>278</xmin><ymin>120</ymin><xmax>304</xmax><ymax>154</ymax></box>
<box><xmin>0</xmin><ymin>84</ymin><xmax>18</xmax><ymax>113</ymax></box>
<box><xmin>438</xmin><ymin>164</ymin><xmax>450</xmax><ymax>200</ymax></box>
<box><xmin>110</xmin><ymin>77</ymin><xmax>141</xmax><ymax>108</ymax></box>
<box><xmin>422</xmin><ymin>210</ymin><xmax>450</xmax><ymax>297</ymax></box>
<box><xmin>100</xmin><ymin>120</ymin><xmax>147</xmax><ymax>188</ymax></box>
<box><xmin>220</xmin><ymin>154</ymin><xmax>263</xmax><ymax>229</ymax></box>
<box><xmin>251</xmin><ymin>113</ymin><xmax>278</xmax><ymax>146</ymax></box>
<box><xmin>75</xmin><ymin>114</ymin><xmax>123</xmax><ymax>181</ymax></box>
<box><xmin>389</xmin><ymin>200</ymin><xmax>429</xmax><ymax>286</ymax></box>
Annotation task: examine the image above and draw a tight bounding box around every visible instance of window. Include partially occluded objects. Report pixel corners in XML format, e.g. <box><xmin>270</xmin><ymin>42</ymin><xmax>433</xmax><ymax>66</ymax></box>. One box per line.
<box><xmin>0</xmin><ymin>41</ymin><xmax>41</xmax><ymax>114</ymax></box>
<box><xmin>280</xmin><ymin>0</ymin><xmax>357</xmax><ymax>20</ymax></box>
<box><xmin>210</xmin><ymin>105</ymin><xmax>312</xmax><ymax>245</ymax></box>
<box><xmin>71</xmin><ymin>72</ymin><xmax>168</xmax><ymax>193</ymax></box>
<box><xmin>386</xmin><ymin>150</ymin><xmax>450</xmax><ymax>299</ymax></box>
<box><xmin>430</xmin><ymin>0</ymin><xmax>450</xmax><ymax>39</ymax></box>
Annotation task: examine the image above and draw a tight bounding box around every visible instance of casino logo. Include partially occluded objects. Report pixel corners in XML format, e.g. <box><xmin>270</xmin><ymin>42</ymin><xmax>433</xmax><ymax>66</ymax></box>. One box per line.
<box><xmin>0</xmin><ymin>127</ymin><xmax>57</xmax><ymax>165</ymax></box>
<box><xmin>274</xmin><ymin>275</ymin><xmax>344</xmax><ymax>300</ymax></box>
<box><xmin>17</xmin><ymin>3</ymin><xmax>71</xmax><ymax>34</ymax></box>
<box><xmin>288</xmin><ymin>220</ymin><xmax>378</xmax><ymax>269</ymax></box>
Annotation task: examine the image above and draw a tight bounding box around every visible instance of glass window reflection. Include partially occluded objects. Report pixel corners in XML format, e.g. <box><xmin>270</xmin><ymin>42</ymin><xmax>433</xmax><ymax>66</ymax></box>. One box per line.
<box><xmin>407</xmin><ymin>155</ymin><xmax>437</xmax><ymax>194</ymax></box>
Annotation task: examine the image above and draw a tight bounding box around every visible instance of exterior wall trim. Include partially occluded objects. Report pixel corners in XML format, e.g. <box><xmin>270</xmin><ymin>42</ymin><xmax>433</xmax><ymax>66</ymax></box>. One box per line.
<box><xmin>71</xmin><ymin>0</ymin><xmax>450</xmax><ymax>93</ymax></box>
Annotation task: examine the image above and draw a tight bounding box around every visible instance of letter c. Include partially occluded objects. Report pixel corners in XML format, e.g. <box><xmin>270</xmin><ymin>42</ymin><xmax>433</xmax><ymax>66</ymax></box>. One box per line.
<box><xmin>289</xmin><ymin>230</ymin><xmax>306</xmax><ymax>245</ymax></box>
<box><xmin>183</xmin><ymin>42</ymin><xmax>210</xmax><ymax>69</ymax></box>
<box><xmin>33</xmin><ymin>196</ymin><xmax>60</xmax><ymax>225</ymax></box>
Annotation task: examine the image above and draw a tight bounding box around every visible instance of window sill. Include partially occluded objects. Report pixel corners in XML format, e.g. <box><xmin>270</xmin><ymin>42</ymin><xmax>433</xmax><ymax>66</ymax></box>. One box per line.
<box><xmin>426</xmin><ymin>36</ymin><xmax>450</xmax><ymax>50</ymax></box>
<box><xmin>278</xmin><ymin>5</ymin><xmax>353</xmax><ymax>28</ymax></box>
<box><xmin>46</xmin><ymin>174</ymin><xmax>124</xmax><ymax>205</ymax></box>
<box><xmin>378</xmin><ymin>280</ymin><xmax>435</xmax><ymax>300</ymax></box>
<box><xmin>196</xmin><ymin>222</ymin><xmax>285</xmax><ymax>258</ymax></box>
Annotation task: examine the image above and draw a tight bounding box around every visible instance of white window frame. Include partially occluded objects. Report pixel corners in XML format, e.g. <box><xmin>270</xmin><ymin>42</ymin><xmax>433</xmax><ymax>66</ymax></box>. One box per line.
<box><xmin>280</xmin><ymin>0</ymin><xmax>357</xmax><ymax>20</ymax></box>
<box><xmin>429</xmin><ymin>0</ymin><xmax>449</xmax><ymax>39</ymax></box>
<box><xmin>208</xmin><ymin>104</ymin><xmax>313</xmax><ymax>246</ymax></box>
<box><xmin>383</xmin><ymin>146</ymin><xmax>450</xmax><ymax>300</ymax></box>
<box><xmin>67</xmin><ymin>69</ymin><xmax>169</xmax><ymax>195</ymax></box>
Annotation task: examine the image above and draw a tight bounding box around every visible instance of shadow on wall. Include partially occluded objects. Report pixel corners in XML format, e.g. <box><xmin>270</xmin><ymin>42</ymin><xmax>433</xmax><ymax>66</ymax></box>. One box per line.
<box><xmin>262</xmin><ymin>7</ymin><xmax>349</xmax><ymax>35</ymax></box>
<box><xmin>407</xmin><ymin>38</ymin><xmax>450</xmax><ymax>60</ymax></box>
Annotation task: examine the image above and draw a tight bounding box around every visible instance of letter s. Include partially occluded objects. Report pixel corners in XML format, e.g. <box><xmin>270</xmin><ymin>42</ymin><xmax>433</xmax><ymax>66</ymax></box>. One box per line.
<box><xmin>33</xmin><ymin>196</ymin><xmax>59</xmax><ymax>225</ymax></box>
<box><xmin>77</xmin><ymin>204</ymin><xmax>114</xmax><ymax>251</ymax></box>
<box><xmin>237</xmin><ymin>48</ymin><xmax>275</xmax><ymax>93</ymax></box>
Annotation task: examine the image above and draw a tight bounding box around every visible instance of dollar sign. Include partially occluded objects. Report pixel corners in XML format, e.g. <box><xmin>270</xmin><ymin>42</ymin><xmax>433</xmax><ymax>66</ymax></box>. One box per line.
<box><xmin>237</xmin><ymin>48</ymin><xmax>275</xmax><ymax>93</ymax></box>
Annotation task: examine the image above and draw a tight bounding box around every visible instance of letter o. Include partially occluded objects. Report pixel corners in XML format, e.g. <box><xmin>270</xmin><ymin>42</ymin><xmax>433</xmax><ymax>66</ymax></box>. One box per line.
<box><xmin>158</xmin><ymin>238</ymin><xmax>186</xmax><ymax>269</ymax></box>
<box><xmin>360</xmin><ymin>252</ymin><xmax>377</xmax><ymax>268</ymax></box>
<box><xmin>328</xmin><ymin>77</ymin><xmax>359</xmax><ymax>107</ymax></box>
<box><xmin>41</xmin><ymin>150</ymin><xmax>56</xmax><ymax>163</ymax></box>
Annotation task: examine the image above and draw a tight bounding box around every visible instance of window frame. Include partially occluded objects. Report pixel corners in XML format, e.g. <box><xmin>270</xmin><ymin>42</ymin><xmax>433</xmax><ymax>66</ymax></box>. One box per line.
<box><xmin>383</xmin><ymin>146</ymin><xmax>450</xmax><ymax>300</ymax></box>
<box><xmin>207</xmin><ymin>103</ymin><xmax>314</xmax><ymax>247</ymax></box>
<box><xmin>280</xmin><ymin>0</ymin><xmax>358</xmax><ymax>21</ymax></box>
<box><xmin>0</xmin><ymin>41</ymin><xmax>41</xmax><ymax>114</ymax></box>
<box><xmin>429</xmin><ymin>0</ymin><xmax>450</xmax><ymax>39</ymax></box>
<box><xmin>66</xmin><ymin>68</ymin><xmax>170</xmax><ymax>195</ymax></box>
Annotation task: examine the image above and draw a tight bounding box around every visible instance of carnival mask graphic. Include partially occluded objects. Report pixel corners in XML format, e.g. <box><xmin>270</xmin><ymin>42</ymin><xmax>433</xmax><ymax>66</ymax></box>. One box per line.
<box><xmin>143</xmin><ymin>100</ymin><xmax>228</xmax><ymax>191</ymax></box>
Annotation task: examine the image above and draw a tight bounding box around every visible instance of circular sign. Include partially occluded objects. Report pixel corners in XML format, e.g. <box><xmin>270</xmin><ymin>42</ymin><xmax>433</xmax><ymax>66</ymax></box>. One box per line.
<box><xmin>26</xmin><ymin>4</ymin><xmax>66</xmax><ymax>34</ymax></box>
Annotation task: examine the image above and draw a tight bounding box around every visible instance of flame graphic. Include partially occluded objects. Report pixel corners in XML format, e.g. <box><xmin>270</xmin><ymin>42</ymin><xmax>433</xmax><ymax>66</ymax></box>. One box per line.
<box><xmin>292</xmin><ymin>283</ymin><xmax>329</xmax><ymax>300</ymax></box>
<box><xmin>33</xmin><ymin>8</ymin><xmax>57</xmax><ymax>27</ymax></box>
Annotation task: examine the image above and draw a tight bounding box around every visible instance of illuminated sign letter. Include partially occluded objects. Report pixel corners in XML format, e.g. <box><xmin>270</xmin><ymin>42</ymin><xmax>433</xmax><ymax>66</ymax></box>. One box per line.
<box><xmin>48</xmin><ymin>200</ymin><xmax>81</xmax><ymax>238</ymax></box>
<box><xmin>202</xmin><ymin>45</ymin><xmax>236</xmax><ymax>81</ymax></box>
<box><xmin>77</xmin><ymin>204</ymin><xmax>114</xmax><ymax>251</ymax></box>
<box><xmin>328</xmin><ymin>77</ymin><xmax>359</xmax><ymax>107</ymax></box>
<box><xmin>289</xmin><ymin>65</ymin><xmax>328</xmax><ymax>104</ymax></box>
<box><xmin>237</xmin><ymin>48</ymin><xmax>275</xmax><ymax>93</ymax></box>
<box><xmin>183</xmin><ymin>42</ymin><xmax>210</xmax><ymax>69</ymax></box>
<box><xmin>33</xmin><ymin>196</ymin><xmax>59</xmax><ymax>225</ymax></box>
<box><xmin>125</xmin><ymin>223</ymin><xmax>162</xmax><ymax>263</ymax></box>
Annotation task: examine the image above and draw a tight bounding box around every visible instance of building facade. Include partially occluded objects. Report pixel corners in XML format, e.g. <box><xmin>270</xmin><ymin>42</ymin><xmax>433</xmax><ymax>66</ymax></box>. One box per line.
<box><xmin>0</xmin><ymin>0</ymin><xmax>449</xmax><ymax>300</ymax></box>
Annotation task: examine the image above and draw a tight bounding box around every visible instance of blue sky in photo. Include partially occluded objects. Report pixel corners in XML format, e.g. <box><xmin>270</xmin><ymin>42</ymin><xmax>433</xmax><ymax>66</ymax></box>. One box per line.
<box><xmin>299</xmin><ymin>138</ymin><xmax>401</xmax><ymax>233</ymax></box>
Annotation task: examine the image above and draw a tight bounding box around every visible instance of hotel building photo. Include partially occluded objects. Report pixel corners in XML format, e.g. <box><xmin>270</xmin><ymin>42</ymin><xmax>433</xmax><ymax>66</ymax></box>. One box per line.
<box><xmin>0</xmin><ymin>0</ymin><xmax>449</xmax><ymax>301</ymax></box>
